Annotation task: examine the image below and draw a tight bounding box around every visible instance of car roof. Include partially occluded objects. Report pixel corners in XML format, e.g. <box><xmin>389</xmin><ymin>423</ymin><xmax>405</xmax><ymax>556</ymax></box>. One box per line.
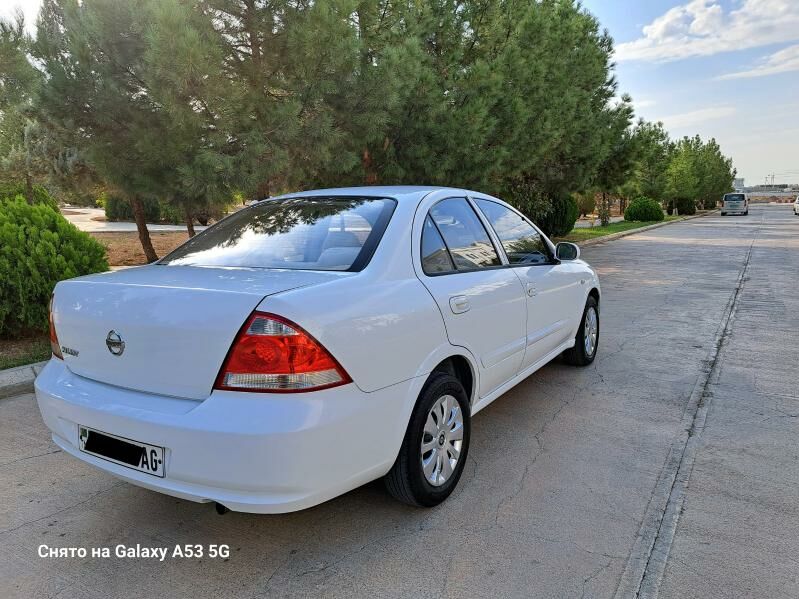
<box><xmin>266</xmin><ymin>185</ymin><xmax>487</xmax><ymax>203</ymax></box>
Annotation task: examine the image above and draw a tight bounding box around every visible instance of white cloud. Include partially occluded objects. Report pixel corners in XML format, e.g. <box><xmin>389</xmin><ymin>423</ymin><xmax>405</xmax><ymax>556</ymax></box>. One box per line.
<box><xmin>655</xmin><ymin>105</ymin><xmax>736</xmax><ymax>129</ymax></box>
<box><xmin>717</xmin><ymin>43</ymin><xmax>799</xmax><ymax>79</ymax></box>
<box><xmin>0</xmin><ymin>0</ymin><xmax>41</xmax><ymax>33</ymax></box>
<box><xmin>617</xmin><ymin>0</ymin><xmax>799</xmax><ymax>62</ymax></box>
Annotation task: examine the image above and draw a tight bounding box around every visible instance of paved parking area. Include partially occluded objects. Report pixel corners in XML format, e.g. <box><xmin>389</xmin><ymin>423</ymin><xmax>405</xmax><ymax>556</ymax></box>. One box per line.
<box><xmin>61</xmin><ymin>207</ymin><xmax>207</xmax><ymax>233</ymax></box>
<box><xmin>1</xmin><ymin>204</ymin><xmax>796</xmax><ymax>598</ymax></box>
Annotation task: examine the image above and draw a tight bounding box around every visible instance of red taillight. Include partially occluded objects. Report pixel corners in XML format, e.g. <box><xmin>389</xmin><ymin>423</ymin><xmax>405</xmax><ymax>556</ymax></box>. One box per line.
<box><xmin>49</xmin><ymin>295</ymin><xmax>63</xmax><ymax>360</ymax></box>
<box><xmin>214</xmin><ymin>312</ymin><xmax>351</xmax><ymax>392</ymax></box>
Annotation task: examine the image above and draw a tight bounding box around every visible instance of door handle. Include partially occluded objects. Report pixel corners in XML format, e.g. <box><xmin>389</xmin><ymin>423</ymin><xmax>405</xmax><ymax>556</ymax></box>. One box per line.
<box><xmin>526</xmin><ymin>282</ymin><xmax>537</xmax><ymax>297</ymax></box>
<box><xmin>449</xmin><ymin>295</ymin><xmax>470</xmax><ymax>314</ymax></box>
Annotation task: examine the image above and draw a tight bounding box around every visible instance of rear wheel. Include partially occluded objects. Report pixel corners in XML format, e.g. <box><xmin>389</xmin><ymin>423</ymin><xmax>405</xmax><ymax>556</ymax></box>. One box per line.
<box><xmin>562</xmin><ymin>296</ymin><xmax>599</xmax><ymax>366</ymax></box>
<box><xmin>385</xmin><ymin>373</ymin><xmax>470</xmax><ymax>507</ymax></box>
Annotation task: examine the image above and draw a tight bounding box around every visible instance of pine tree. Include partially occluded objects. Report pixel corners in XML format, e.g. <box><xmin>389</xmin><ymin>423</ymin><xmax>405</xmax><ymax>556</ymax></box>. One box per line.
<box><xmin>0</xmin><ymin>14</ymin><xmax>45</xmax><ymax>203</ymax></box>
<box><xmin>34</xmin><ymin>0</ymin><xmax>195</xmax><ymax>261</ymax></box>
<box><xmin>627</xmin><ymin>120</ymin><xmax>673</xmax><ymax>203</ymax></box>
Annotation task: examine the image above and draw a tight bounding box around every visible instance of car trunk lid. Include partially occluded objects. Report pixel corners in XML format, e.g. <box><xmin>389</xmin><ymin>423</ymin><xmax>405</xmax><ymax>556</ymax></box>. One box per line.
<box><xmin>52</xmin><ymin>265</ymin><xmax>351</xmax><ymax>400</ymax></box>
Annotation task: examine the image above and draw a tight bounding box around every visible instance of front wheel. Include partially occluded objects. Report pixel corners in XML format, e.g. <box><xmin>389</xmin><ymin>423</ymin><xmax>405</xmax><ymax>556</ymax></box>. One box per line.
<box><xmin>384</xmin><ymin>373</ymin><xmax>470</xmax><ymax>507</ymax></box>
<box><xmin>562</xmin><ymin>296</ymin><xmax>599</xmax><ymax>366</ymax></box>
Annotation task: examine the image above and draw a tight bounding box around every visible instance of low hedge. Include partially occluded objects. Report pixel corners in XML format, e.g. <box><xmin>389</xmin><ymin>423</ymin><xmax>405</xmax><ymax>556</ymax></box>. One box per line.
<box><xmin>0</xmin><ymin>196</ymin><xmax>108</xmax><ymax>337</ymax></box>
<box><xmin>104</xmin><ymin>195</ymin><xmax>184</xmax><ymax>224</ymax></box>
<box><xmin>666</xmin><ymin>197</ymin><xmax>697</xmax><ymax>216</ymax></box>
<box><xmin>104</xmin><ymin>195</ymin><xmax>160</xmax><ymax>222</ymax></box>
<box><xmin>0</xmin><ymin>182</ymin><xmax>59</xmax><ymax>211</ymax></box>
<box><xmin>537</xmin><ymin>194</ymin><xmax>579</xmax><ymax>237</ymax></box>
<box><xmin>624</xmin><ymin>197</ymin><xmax>664</xmax><ymax>222</ymax></box>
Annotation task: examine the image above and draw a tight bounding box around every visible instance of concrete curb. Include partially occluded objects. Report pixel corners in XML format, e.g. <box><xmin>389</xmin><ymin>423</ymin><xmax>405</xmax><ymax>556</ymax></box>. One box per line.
<box><xmin>0</xmin><ymin>361</ymin><xmax>48</xmax><ymax>399</ymax></box>
<box><xmin>576</xmin><ymin>210</ymin><xmax>718</xmax><ymax>248</ymax></box>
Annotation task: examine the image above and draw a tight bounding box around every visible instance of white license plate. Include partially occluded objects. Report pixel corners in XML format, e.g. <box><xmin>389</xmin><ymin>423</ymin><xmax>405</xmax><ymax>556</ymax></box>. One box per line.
<box><xmin>79</xmin><ymin>426</ymin><xmax>165</xmax><ymax>477</ymax></box>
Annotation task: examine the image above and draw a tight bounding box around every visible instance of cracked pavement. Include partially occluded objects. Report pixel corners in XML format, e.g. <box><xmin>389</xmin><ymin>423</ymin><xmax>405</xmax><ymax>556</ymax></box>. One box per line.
<box><xmin>1</xmin><ymin>204</ymin><xmax>796</xmax><ymax>598</ymax></box>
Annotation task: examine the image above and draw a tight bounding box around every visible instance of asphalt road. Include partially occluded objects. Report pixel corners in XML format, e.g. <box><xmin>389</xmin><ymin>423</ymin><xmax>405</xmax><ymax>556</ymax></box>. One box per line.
<box><xmin>2</xmin><ymin>204</ymin><xmax>796</xmax><ymax>599</ymax></box>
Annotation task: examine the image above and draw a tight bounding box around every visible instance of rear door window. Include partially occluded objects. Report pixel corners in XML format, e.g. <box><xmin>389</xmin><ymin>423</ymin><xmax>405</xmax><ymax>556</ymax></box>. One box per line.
<box><xmin>421</xmin><ymin>216</ymin><xmax>456</xmax><ymax>274</ymax></box>
<box><xmin>427</xmin><ymin>198</ymin><xmax>501</xmax><ymax>271</ymax></box>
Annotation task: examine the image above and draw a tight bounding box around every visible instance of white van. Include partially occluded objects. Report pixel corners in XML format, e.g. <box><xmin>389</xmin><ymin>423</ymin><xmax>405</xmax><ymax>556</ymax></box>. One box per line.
<box><xmin>721</xmin><ymin>193</ymin><xmax>748</xmax><ymax>216</ymax></box>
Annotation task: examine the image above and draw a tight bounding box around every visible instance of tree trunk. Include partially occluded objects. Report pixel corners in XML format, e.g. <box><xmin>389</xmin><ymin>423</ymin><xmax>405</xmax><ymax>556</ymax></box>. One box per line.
<box><xmin>184</xmin><ymin>205</ymin><xmax>196</xmax><ymax>238</ymax></box>
<box><xmin>130</xmin><ymin>197</ymin><xmax>158</xmax><ymax>263</ymax></box>
<box><xmin>255</xmin><ymin>180</ymin><xmax>270</xmax><ymax>200</ymax></box>
<box><xmin>25</xmin><ymin>174</ymin><xmax>34</xmax><ymax>205</ymax></box>
<box><xmin>362</xmin><ymin>148</ymin><xmax>377</xmax><ymax>184</ymax></box>
<box><xmin>600</xmin><ymin>192</ymin><xmax>610</xmax><ymax>226</ymax></box>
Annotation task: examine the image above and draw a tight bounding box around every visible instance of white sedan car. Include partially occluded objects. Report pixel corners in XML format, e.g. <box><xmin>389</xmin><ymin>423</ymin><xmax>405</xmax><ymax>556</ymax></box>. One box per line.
<box><xmin>36</xmin><ymin>186</ymin><xmax>600</xmax><ymax>513</ymax></box>
<box><xmin>794</xmin><ymin>196</ymin><xmax>799</xmax><ymax>215</ymax></box>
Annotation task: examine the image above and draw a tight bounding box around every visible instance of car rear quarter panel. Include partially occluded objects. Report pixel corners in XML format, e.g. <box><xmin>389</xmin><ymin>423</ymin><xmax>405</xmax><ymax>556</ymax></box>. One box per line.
<box><xmin>255</xmin><ymin>197</ymin><xmax>451</xmax><ymax>393</ymax></box>
<box><xmin>258</xmin><ymin>276</ymin><xmax>448</xmax><ymax>393</ymax></box>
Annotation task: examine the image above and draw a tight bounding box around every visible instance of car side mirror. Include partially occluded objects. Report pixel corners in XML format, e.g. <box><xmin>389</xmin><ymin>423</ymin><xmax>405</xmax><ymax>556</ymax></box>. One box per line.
<box><xmin>555</xmin><ymin>242</ymin><xmax>580</xmax><ymax>261</ymax></box>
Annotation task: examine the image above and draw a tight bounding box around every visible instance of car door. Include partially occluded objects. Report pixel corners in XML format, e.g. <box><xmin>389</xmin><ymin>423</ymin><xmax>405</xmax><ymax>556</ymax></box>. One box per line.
<box><xmin>415</xmin><ymin>197</ymin><xmax>527</xmax><ymax>398</ymax></box>
<box><xmin>473</xmin><ymin>198</ymin><xmax>583</xmax><ymax>370</ymax></box>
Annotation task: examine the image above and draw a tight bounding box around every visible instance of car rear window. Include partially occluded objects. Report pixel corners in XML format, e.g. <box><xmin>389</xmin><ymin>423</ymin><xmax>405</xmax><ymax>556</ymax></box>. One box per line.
<box><xmin>160</xmin><ymin>197</ymin><xmax>396</xmax><ymax>271</ymax></box>
<box><xmin>724</xmin><ymin>194</ymin><xmax>745</xmax><ymax>201</ymax></box>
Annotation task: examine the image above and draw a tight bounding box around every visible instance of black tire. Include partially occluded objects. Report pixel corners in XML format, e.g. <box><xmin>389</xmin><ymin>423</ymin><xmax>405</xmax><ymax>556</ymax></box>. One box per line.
<box><xmin>562</xmin><ymin>295</ymin><xmax>599</xmax><ymax>366</ymax></box>
<box><xmin>384</xmin><ymin>373</ymin><xmax>471</xmax><ymax>507</ymax></box>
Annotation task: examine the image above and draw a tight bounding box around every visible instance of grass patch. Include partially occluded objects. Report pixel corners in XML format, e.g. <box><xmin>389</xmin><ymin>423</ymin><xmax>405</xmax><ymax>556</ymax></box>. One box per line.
<box><xmin>556</xmin><ymin>216</ymin><xmax>681</xmax><ymax>243</ymax></box>
<box><xmin>0</xmin><ymin>334</ymin><xmax>51</xmax><ymax>370</ymax></box>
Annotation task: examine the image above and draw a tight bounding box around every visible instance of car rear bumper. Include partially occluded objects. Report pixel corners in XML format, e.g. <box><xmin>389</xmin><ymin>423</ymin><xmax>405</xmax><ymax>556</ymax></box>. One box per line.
<box><xmin>721</xmin><ymin>205</ymin><xmax>746</xmax><ymax>215</ymax></box>
<box><xmin>34</xmin><ymin>359</ymin><xmax>416</xmax><ymax>513</ymax></box>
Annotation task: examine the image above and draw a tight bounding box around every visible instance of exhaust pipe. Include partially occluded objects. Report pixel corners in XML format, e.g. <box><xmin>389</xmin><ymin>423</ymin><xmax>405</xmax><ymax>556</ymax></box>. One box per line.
<box><xmin>214</xmin><ymin>502</ymin><xmax>229</xmax><ymax>515</ymax></box>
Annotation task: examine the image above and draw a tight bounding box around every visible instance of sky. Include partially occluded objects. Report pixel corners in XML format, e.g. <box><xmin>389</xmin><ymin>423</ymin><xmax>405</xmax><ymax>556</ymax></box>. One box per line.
<box><xmin>2</xmin><ymin>0</ymin><xmax>798</xmax><ymax>186</ymax></box>
<box><xmin>581</xmin><ymin>0</ymin><xmax>799</xmax><ymax>186</ymax></box>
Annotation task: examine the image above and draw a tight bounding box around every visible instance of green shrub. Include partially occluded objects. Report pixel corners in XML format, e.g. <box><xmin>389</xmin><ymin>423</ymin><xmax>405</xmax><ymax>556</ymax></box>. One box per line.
<box><xmin>624</xmin><ymin>197</ymin><xmax>664</xmax><ymax>222</ymax></box>
<box><xmin>158</xmin><ymin>201</ymin><xmax>183</xmax><ymax>225</ymax></box>
<box><xmin>700</xmin><ymin>196</ymin><xmax>718</xmax><ymax>210</ymax></box>
<box><xmin>103</xmin><ymin>196</ymin><xmax>185</xmax><ymax>224</ymax></box>
<box><xmin>104</xmin><ymin>195</ymin><xmax>161</xmax><ymax>222</ymax></box>
<box><xmin>536</xmin><ymin>194</ymin><xmax>579</xmax><ymax>237</ymax></box>
<box><xmin>0</xmin><ymin>182</ymin><xmax>59</xmax><ymax>211</ymax></box>
<box><xmin>575</xmin><ymin>192</ymin><xmax>596</xmax><ymax>217</ymax></box>
<box><xmin>666</xmin><ymin>197</ymin><xmax>696</xmax><ymax>216</ymax></box>
<box><xmin>0</xmin><ymin>196</ymin><xmax>108</xmax><ymax>337</ymax></box>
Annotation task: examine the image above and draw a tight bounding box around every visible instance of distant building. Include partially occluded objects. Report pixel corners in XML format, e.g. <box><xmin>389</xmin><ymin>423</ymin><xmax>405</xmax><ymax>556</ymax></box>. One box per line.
<box><xmin>733</xmin><ymin>178</ymin><xmax>745</xmax><ymax>191</ymax></box>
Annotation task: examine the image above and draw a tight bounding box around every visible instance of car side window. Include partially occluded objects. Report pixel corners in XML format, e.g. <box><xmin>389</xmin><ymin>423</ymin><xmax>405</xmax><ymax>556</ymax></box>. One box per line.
<box><xmin>475</xmin><ymin>199</ymin><xmax>552</xmax><ymax>265</ymax></box>
<box><xmin>428</xmin><ymin>198</ymin><xmax>501</xmax><ymax>271</ymax></box>
<box><xmin>421</xmin><ymin>216</ymin><xmax>456</xmax><ymax>274</ymax></box>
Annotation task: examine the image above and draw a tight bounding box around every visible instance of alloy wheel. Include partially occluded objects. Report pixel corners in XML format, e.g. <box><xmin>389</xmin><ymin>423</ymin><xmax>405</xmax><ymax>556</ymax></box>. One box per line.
<box><xmin>584</xmin><ymin>306</ymin><xmax>598</xmax><ymax>357</ymax></box>
<box><xmin>420</xmin><ymin>394</ymin><xmax>464</xmax><ymax>486</ymax></box>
